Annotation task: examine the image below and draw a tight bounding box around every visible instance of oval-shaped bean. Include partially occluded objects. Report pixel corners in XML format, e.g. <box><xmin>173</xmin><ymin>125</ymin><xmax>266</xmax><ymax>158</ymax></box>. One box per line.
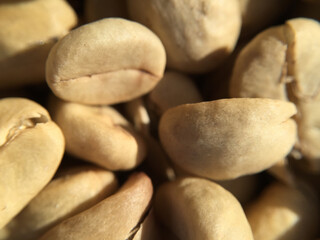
<box><xmin>229</xmin><ymin>18</ymin><xmax>320</xmax><ymax>171</ymax></box>
<box><xmin>0</xmin><ymin>166</ymin><xmax>118</xmax><ymax>240</ymax></box>
<box><xmin>127</xmin><ymin>0</ymin><xmax>241</xmax><ymax>73</ymax></box>
<box><xmin>159</xmin><ymin>98</ymin><xmax>297</xmax><ymax>180</ymax></box>
<box><xmin>229</xmin><ymin>25</ymin><xmax>289</xmax><ymax>100</ymax></box>
<box><xmin>46</xmin><ymin>18</ymin><xmax>166</xmax><ymax>105</ymax></box>
<box><xmin>39</xmin><ymin>172</ymin><xmax>153</xmax><ymax>240</ymax></box>
<box><xmin>154</xmin><ymin>177</ymin><xmax>254</xmax><ymax>240</ymax></box>
<box><xmin>246</xmin><ymin>182</ymin><xmax>319</xmax><ymax>240</ymax></box>
<box><xmin>0</xmin><ymin>98</ymin><xmax>65</xmax><ymax>228</ymax></box>
<box><xmin>0</xmin><ymin>0</ymin><xmax>77</xmax><ymax>88</ymax></box>
<box><xmin>49</xmin><ymin>96</ymin><xmax>146</xmax><ymax>171</ymax></box>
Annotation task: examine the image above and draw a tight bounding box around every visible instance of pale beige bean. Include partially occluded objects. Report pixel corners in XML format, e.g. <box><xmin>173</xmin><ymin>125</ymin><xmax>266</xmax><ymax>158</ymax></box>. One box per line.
<box><xmin>155</xmin><ymin>177</ymin><xmax>254</xmax><ymax>240</ymax></box>
<box><xmin>0</xmin><ymin>98</ymin><xmax>65</xmax><ymax>228</ymax></box>
<box><xmin>147</xmin><ymin>71</ymin><xmax>203</xmax><ymax>116</ymax></box>
<box><xmin>159</xmin><ymin>98</ymin><xmax>297</xmax><ymax>180</ymax></box>
<box><xmin>288</xmin><ymin>19</ymin><xmax>320</xmax><ymax>171</ymax></box>
<box><xmin>49</xmin><ymin>96</ymin><xmax>146</xmax><ymax>171</ymax></box>
<box><xmin>0</xmin><ymin>0</ymin><xmax>77</xmax><ymax>88</ymax></box>
<box><xmin>285</xmin><ymin>18</ymin><xmax>320</xmax><ymax>101</ymax></box>
<box><xmin>229</xmin><ymin>25</ymin><xmax>288</xmax><ymax>100</ymax></box>
<box><xmin>46</xmin><ymin>18</ymin><xmax>166</xmax><ymax>105</ymax></box>
<box><xmin>0</xmin><ymin>166</ymin><xmax>118</xmax><ymax>240</ymax></box>
<box><xmin>127</xmin><ymin>0</ymin><xmax>241</xmax><ymax>73</ymax></box>
<box><xmin>39</xmin><ymin>172</ymin><xmax>153</xmax><ymax>240</ymax></box>
<box><xmin>246</xmin><ymin>182</ymin><xmax>320</xmax><ymax>240</ymax></box>
<box><xmin>230</xmin><ymin>18</ymin><xmax>320</xmax><ymax>171</ymax></box>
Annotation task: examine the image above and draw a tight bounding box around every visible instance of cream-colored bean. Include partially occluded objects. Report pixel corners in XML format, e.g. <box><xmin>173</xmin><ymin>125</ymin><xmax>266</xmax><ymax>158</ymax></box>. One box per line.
<box><xmin>0</xmin><ymin>98</ymin><xmax>65</xmax><ymax>228</ymax></box>
<box><xmin>46</xmin><ymin>18</ymin><xmax>166</xmax><ymax>105</ymax></box>
<box><xmin>147</xmin><ymin>71</ymin><xmax>203</xmax><ymax>116</ymax></box>
<box><xmin>0</xmin><ymin>0</ymin><xmax>77</xmax><ymax>88</ymax></box>
<box><xmin>159</xmin><ymin>98</ymin><xmax>297</xmax><ymax>180</ymax></box>
<box><xmin>1</xmin><ymin>3</ymin><xmax>320</xmax><ymax>240</ymax></box>
<box><xmin>0</xmin><ymin>166</ymin><xmax>118</xmax><ymax>240</ymax></box>
<box><xmin>246</xmin><ymin>182</ymin><xmax>319</xmax><ymax>240</ymax></box>
<box><xmin>127</xmin><ymin>0</ymin><xmax>241</xmax><ymax>73</ymax></box>
<box><xmin>229</xmin><ymin>25</ymin><xmax>288</xmax><ymax>100</ymax></box>
<box><xmin>49</xmin><ymin>96</ymin><xmax>146</xmax><ymax>171</ymax></box>
<box><xmin>230</xmin><ymin>18</ymin><xmax>320</xmax><ymax>171</ymax></box>
<box><xmin>155</xmin><ymin>177</ymin><xmax>254</xmax><ymax>240</ymax></box>
<box><xmin>39</xmin><ymin>172</ymin><xmax>153</xmax><ymax>240</ymax></box>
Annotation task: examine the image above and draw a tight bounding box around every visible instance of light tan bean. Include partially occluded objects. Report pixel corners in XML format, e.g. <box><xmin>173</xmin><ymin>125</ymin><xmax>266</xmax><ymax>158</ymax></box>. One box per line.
<box><xmin>159</xmin><ymin>98</ymin><xmax>297</xmax><ymax>180</ymax></box>
<box><xmin>39</xmin><ymin>172</ymin><xmax>153</xmax><ymax>240</ymax></box>
<box><xmin>0</xmin><ymin>166</ymin><xmax>118</xmax><ymax>240</ymax></box>
<box><xmin>46</xmin><ymin>18</ymin><xmax>166</xmax><ymax>105</ymax></box>
<box><xmin>0</xmin><ymin>98</ymin><xmax>65</xmax><ymax>228</ymax></box>
<box><xmin>154</xmin><ymin>177</ymin><xmax>254</xmax><ymax>240</ymax></box>
<box><xmin>230</xmin><ymin>18</ymin><xmax>320</xmax><ymax>171</ymax></box>
<box><xmin>127</xmin><ymin>0</ymin><xmax>241</xmax><ymax>73</ymax></box>
<box><xmin>246</xmin><ymin>182</ymin><xmax>319</xmax><ymax>240</ymax></box>
<box><xmin>0</xmin><ymin>0</ymin><xmax>77</xmax><ymax>88</ymax></box>
<box><xmin>49</xmin><ymin>96</ymin><xmax>146</xmax><ymax>171</ymax></box>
